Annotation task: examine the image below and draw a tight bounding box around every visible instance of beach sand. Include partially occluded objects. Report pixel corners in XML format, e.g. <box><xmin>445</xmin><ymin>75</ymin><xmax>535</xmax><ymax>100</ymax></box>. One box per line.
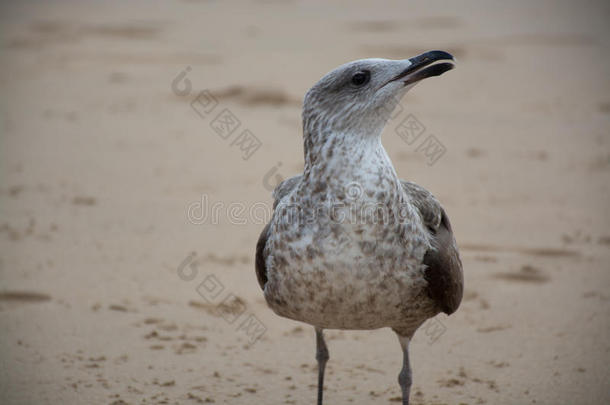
<box><xmin>1</xmin><ymin>0</ymin><xmax>609</xmax><ymax>404</ymax></box>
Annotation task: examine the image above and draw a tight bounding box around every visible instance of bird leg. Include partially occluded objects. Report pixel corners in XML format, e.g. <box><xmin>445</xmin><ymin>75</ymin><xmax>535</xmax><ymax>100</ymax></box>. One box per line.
<box><xmin>315</xmin><ymin>327</ymin><xmax>329</xmax><ymax>405</ymax></box>
<box><xmin>397</xmin><ymin>335</ymin><xmax>412</xmax><ymax>405</ymax></box>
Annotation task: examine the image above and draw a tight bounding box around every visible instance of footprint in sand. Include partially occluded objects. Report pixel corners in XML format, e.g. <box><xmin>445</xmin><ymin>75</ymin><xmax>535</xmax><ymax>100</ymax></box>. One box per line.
<box><xmin>0</xmin><ymin>291</ymin><xmax>51</xmax><ymax>309</ymax></box>
<box><xmin>210</xmin><ymin>85</ymin><xmax>300</xmax><ymax>107</ymax></box>
<box><xmin>460</xmin><ymin>243</ymin><xmax>581</xmax><ymax>258</ymax></box>
<box><xmin>494</xmin><ymin>265</ymin><xmax>550</xmax><ymax>284</ymax></box>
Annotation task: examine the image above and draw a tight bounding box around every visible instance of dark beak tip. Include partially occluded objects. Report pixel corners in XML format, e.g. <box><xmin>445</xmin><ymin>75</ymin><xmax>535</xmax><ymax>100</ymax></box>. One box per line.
<box><xmin>389</xmin><ymin>50</ymin><xmax>456</xmax><ymax>87</ymax></box>
<box><xmin>417</xmin><ymin>50</ymin><xmax>454</xmax><ymax>63</ymax></box>
<box><xmin>422</xmin><ymin>62</ymin><xmax>456</xmax><ymax>80</ymax></box>
<box><xmin>436</xmin><ymin>62</ymin><xmax>456</xmax><ymax>75</ymax></box>
<box><xmin>427</xmin><ymin>50</ymin><xmax>454</xmax><ymax>61</ymax></box>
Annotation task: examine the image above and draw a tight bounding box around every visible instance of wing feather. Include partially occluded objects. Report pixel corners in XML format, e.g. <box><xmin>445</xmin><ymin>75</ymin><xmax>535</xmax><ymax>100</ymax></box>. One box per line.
<box><xmin>401</xmin><ymin>181</ymin><xmax>463</xmax><ymax>314</ymax></box>
<box><xmin>255</xmin><ymin>175</ymin><xmax>303</xmax><ymax>290</ymax></box>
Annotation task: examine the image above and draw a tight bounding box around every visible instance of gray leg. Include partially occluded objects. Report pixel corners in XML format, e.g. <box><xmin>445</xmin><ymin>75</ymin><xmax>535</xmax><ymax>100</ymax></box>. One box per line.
<box><xmin>315</xmin><ymin>327</ymin><xmax>329</xmax><ymax>405</ymax></box>
<box><xmin>397</xmin><ymin>335</ymin><xmax>412</xmax><ymax>405</ymax></box>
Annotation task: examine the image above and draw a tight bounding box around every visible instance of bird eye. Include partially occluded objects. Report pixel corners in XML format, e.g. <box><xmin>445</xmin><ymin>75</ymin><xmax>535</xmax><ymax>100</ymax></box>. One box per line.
<box><xmin>351</xmin><ymin>70</ymin><xmax>370</xmax><ymax>86</ymax></box>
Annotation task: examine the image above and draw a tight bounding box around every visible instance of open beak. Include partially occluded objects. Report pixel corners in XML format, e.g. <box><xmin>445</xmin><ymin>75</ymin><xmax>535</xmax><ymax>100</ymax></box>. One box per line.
<box><xmin>389</xmin><ymin>50</ymin><xmax>455</xmax><ymax>87</ymax></box>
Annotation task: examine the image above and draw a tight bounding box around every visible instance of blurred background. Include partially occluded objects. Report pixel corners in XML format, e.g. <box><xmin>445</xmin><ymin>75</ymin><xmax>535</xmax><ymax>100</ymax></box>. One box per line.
<box><xmin>1</xmin><ymin>0</ymin><xmax>609</xmax><ymax>404</ymax></box>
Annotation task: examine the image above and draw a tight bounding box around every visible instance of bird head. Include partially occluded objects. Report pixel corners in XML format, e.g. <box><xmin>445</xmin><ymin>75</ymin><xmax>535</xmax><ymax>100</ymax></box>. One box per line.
<box><xmin>303</xmin><ymin>50</ymin><xmax>455</xmax><ymax>137</ymax></box>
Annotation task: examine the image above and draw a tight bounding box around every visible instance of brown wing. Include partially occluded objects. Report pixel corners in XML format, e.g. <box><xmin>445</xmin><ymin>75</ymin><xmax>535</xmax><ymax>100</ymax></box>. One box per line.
<box><xmin>255</xmin><ymin>223</ymin><xmax>270</xmax><ymax>290</ymax></box>
<box><xmin>402</xmin><ymin>181</ymin><xmax>463</xmax><ymax>315</ymax></box>
<box><xmin>255</xmin><ymin>175</ymin><xmax>302</xmax><ymax>290</ymax></box>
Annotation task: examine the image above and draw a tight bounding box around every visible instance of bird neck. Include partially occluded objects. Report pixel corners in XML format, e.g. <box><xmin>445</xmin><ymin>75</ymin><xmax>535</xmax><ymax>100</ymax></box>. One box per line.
<box><xmin>302</xmin><ymin>128</ymin><xmax>398</xmax><ymax>184</ymax></box>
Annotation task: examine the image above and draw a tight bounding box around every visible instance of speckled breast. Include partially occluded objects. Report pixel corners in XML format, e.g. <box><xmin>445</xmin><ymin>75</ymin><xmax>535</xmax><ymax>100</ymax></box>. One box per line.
<box><xmin>263</xmin><ymin>193</ymin><xmax>438</xmax><ymax>331</ymax></box>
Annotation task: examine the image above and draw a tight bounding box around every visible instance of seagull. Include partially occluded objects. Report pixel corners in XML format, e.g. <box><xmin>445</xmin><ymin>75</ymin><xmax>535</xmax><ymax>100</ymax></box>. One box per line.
<box><xmin>255</xmin><ymin>50</ymin><xmax>463</xmax><ymax>405</ymax></box>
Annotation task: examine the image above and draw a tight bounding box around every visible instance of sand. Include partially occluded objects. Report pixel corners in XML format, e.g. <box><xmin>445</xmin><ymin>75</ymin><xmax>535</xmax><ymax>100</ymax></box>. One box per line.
<box><xmin>1</xmin><ymin>0</ymin><xmax>609</xmax><ymax>404</ymax></box>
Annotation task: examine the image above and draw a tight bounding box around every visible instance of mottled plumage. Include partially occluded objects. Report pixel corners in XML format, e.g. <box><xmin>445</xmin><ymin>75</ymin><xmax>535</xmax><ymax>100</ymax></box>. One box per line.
<box><xmin>255</xmin><ymin>51</ymin><xmax>462</xmax><ymax>405</ymax></box>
